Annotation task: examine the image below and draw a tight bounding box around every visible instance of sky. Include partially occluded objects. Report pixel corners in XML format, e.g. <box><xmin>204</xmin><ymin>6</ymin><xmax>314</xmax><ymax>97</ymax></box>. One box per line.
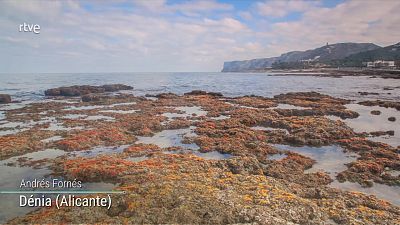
<box><xmin>0</xmin><ymin>0</ymin><xmax>399</xmax><ymax>73</ymax></box>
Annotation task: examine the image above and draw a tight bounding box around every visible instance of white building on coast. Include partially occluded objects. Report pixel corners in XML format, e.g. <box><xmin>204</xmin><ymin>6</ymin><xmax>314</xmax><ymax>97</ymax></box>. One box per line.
<box><xmin>365</xmin><ymin>60</ymin><xmax>396</xmax><ymax>68</ymax></box>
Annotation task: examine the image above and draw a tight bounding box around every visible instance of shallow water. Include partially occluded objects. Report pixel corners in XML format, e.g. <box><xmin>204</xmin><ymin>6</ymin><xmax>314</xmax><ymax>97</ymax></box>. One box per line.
<box><xmin>64</xmin><ymin>105</ymin><xmax>106</xmax><ymax>111</ymax></box>
<box><xmin>100</xmin><ymin>109</ymin><xmax>139</xmax><ymax>114</ymax></box>
<box><xmin>127</xmin><ymin>156</ymin><xmax>149</xmax><ymax>162</ymax></box>
<box><xmin>251</xmin><ymin>126</ymin><xmax>289</xmax><ymax>134</ymax></box>
<box><xmin>268</xmin><ymin>153</ymin><xmax>288</xmax><ymax>161</ymax></box>
<box><xmin>193</xmin><ymin>151</ymin><xmax>233</xmax><ymax>160</ymax></box>
<box><xmin>272</xmin><ymin>104</ymin><xmax>310</xmax><ymax>110</ymax></box>
<box><xmin>330</xmin><ymin>180</ymin><xmax>400</xmax><ymax>206</ymax></box>
<box><xmin>84</xmin><ymin>115</ymin><xmax>115</xmax><ymax>121</ymax></box>
<box><xmin>0</xmin><ymin>149</ymin><xmax>65</xmax><ymax>223</ymax></box>
<box><xmin>62</xmin><ymin>114</ymin><xmax>87</xmax><ymax>119</ymax></box>
<box><xmin>0</xmin><ymin>147</ymin><xmax>121</xmax><ymax>223</ymax></box>
<box><xmin>327</xmin><ymin>103</ymin><xmax>400</xmax><ymax>147</ymax></box>
<box><xmin>41</xmin><ymin>136</ymin><xmax>64</xmax><ymax>143</ymax></box>
<box><xmin>1</xmin><ymin>73</ymin><xmax>399</xmax><ymax>102</ymax></box>
<box><xmin>210</xmin><ymin>115</ymin><xmax>231</xmax><ymax>120</ymax></box>
<box><xmin>71</xmin><ymin>145</ymin><xmax>129</xmax><ymax>158</ymax></box>
<box><xmin>274</xmin><ymin>144</ymin><xmax>358</xmax><ymax>178</ymax></box>
<box><xmin>137</xmin><ymin>127</ymin><xmax>199</xmax><ymax>150</ymax></box>
<box><xmin>163</xmin><ymin>106</ymin><xmax>207</xmax><ymax>121</ymax></box>
<box><xmin>274</xmin><ymin>144</ymin><xmax>400</xmax><ymax>206</ymax></box>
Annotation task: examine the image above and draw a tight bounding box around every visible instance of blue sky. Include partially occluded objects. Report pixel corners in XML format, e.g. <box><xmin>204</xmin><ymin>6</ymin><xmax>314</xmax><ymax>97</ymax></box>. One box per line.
<box><xmin>0</xmin><ymin>0</ymin><xmax>399</xmax><ymax>73</ymax></box>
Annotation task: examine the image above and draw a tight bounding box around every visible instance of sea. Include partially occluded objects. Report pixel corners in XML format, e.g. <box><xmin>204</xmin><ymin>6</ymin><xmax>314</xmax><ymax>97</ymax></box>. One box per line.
<box><xmin>0</xmin><ymin>72</ymin><xmax>399</xmax><ymax>102</ymax></box>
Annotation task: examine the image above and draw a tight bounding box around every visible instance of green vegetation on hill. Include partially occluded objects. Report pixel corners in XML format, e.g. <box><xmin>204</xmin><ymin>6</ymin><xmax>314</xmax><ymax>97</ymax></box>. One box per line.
<box><xmin>334</xmin><ymin>42</ymin><xmax>400</xmax><ymax>67</ymax></box>
<box><xmin>273</xmin><ymin>42</ymin><xmax>400</xmax><ymax>69</ymax></box>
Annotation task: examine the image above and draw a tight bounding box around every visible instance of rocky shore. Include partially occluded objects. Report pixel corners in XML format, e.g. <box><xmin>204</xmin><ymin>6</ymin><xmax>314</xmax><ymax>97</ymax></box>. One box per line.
<box><xmin>1</xmin><ymin>86</ymin><xmax>399</xmax><ymax>224</ymax></box>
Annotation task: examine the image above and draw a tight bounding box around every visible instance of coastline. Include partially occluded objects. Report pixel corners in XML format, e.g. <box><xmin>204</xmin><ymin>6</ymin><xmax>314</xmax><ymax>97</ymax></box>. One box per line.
<box><xmin>222</xmin><ymin>68</ymin><xmax>400</xmax><ymax>79</ymax></box>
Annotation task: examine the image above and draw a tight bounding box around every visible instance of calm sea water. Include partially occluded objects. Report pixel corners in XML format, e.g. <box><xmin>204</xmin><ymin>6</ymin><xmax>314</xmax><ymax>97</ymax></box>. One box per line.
<box><xmin>0</xmin><ymin>72</ymin><xmax>399</xmax><ymax>101</ymax></box>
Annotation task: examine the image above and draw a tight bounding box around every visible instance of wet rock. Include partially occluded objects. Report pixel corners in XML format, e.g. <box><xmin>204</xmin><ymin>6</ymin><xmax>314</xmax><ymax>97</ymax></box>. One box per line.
<box><xmin>44</xmin><ymin>84</ymin><xmax>133</xmax><ymax>96</ymax></box>
<box><xmin>337</xmin><ymin>138</ymin><xmax>400</xmax><ymax>186</ymax></box>
<box><xmin>184</xmin><ymin>90</ymin><xmax>223</xmax><ymax>97</ymax></box>
<box><xmin>81</xmin><ymin>94</ymin><xmax>103</xmax><ymax>102</ymax></box>
<box><xmin>156</xmin><ymin>92</ymin><xmax>178</xmax><ymax>99</ymax></box>
<box><xmin>102</xmin><ymin>84</ymin><xmax>133</xmax><ymax>92</ymax></box>
<box><xmin>0</xmin><ymin>94</ymin><xmax>11</xmax><ymax>104</ymax></box>
<box><xmin>359</xmin><ymin>100</ymin><xmax>400</xmax><ymax>111</ymax></box>
<box><xmin>358</xmin><ymin>92</ymin><xmax>379</xmax><ymax>96</ymax></box>
<box><xmin>370</xmin><ymin>131</ymin><xmax>395</xmax><ymax>136</ymax></box>
<box><xmin>370</xmin><ymin>110</ymin><xmax>381</xmax><ymax>115</ymax></box>
<box><xmin>388</xmin><ymin>117</ymin><xmax>396</xmax><ymax>122</ymax></box>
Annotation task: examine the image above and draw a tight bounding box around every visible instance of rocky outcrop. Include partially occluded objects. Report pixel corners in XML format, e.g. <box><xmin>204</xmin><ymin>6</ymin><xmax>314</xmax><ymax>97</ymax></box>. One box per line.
<box><xmin>184</xmin><ymin>90</ymin><xmax>223</xmax><ymax>97</ymax></box>
<box><xmin>359</xmin><ymin>100</ymin><xmax>400</xmax><ymax>111</ymax></box>
<box><xmin>44</xmin><ymin>84</ymin><xmax>133</xmax><ymax>96</ymax></box>
<box><xmin>0</xmin><ymin>94</ymin><xmax>11</xmax><ymax>104</ymax></box>
<box><xmin>81</xmin><ymin>94</ymin><xmax>103</xmax><ymax>102</ymax></box>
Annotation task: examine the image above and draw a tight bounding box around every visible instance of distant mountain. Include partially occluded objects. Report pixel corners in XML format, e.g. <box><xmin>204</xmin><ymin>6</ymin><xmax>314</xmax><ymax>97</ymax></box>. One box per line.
<box><xmin>334</xmin><ymin>42</ymin><xmax>400</xmax><ymax>67</ymax></box>
<box><xmin>222</xmin><ymin>42</ymin><xmax>380</xmax><ymax>72</ymax></box>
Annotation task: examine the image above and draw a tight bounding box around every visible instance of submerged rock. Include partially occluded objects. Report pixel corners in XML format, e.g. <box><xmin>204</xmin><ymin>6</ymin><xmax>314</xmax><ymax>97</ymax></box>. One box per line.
<box><xmin>44</xmin><ymin>84</ymin><xmax>133</xmax><ymax>96</ymax></box>
<box><xmin>184</xmin><ymin>90</ymin><xmax>223</xmax><ymax>97</ymax></box>
<box><xmin>371</xmin><ymin>110</ymin><xmax>381</xmax><ymax>115</ymax></box>
<box><xmin>0</xmin><ymin>94</ymin><xmax>11</xmax><ymax>104</ymax></box>
<box><xmin>359</xmin><ymin>100</ymin><xmax>400</xmax><ymax>111</ymax></box>
<box><xmin>81</xmin><ymin>94</ymin><xmax>103</xmax><ymax>102</ymax></box>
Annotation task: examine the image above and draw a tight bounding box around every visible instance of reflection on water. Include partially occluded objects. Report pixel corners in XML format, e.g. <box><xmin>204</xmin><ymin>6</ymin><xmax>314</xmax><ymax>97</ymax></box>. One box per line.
<box><xmin>272</xmin><ymin>104</ymin><xmax>310</xmax><ymax>110</ymax></box>
<box><xmin>275</xmin><ymin>143</ymin><xmax>400</xmax><ymax>206</ymax></box>
<box><xmin>274</xmin><ymin>144</ymin><xmax>358</xmax><ymax>178</ymax></box>
<box><xmin>193</xmin><ymin>151</ymin><xmax>232</xmax><ymax>160</ymax></box>
<box><xmin>127</xmin><ymin>156</ymin><xmax>149</xmax><ymax>162</ymax></box>
<box><xmin>330</xmin><ymin>180</ymin><xmax>400</xmax><ymax>206</ymax></box>
<box><xmin>268</xmin><ymin>153</ymin><xmax>287</xmax><ymax>161</ymax></box>
<box><xmin>71</xmin><ymin>145</ymin><xmax>129</xmax><ymax>158</ymax></box>
<box><xmin>210</xmin><ymin>115</ymin><xmax>230</xmax><ymax>120</ymax></box>
<box><xmin>137</xmin><ymin>127</ymin><xmax>199</xmax><ymax>150</ymax></box>
<box><xmin>100</xmin><ymin>109</ymin><xmax>139</xmax><ymax>114</ymax></box>
<box><xmin>41</xmin><ymin>136</ymin><xmax>64</xmax><ymax>143</ymax></box>
<box><xmin>64</xmin><ymin>105</ymin><xmax>106</xmax><ymax>111</ymax></box>
<box><xmin>84</xmin><ymin>115</ymin><xmax>115</xmax><ymax>121</ymax></box>
<box><xmin>0</xmin><ymin>149</ymin><xmax>65</xmax><ymax>223</ymax></box>
<box><xmin>0</xmin><ymin>148</ymin><xmax>120</xmax><ymax>223</ymax></box>
<box><xmin>163</xmin><ymin>106</ymin><xmax>207</xmax><ymax>121</ymax></box>
<box><xmin>62</xmin><ymin>114</ymin><xmax>87</xmax><ymax>119</ymax></box>
<box><xmin>327</xmin><ymin>104</ymin><xmax>400</xmax><ymax>147</ymax></box>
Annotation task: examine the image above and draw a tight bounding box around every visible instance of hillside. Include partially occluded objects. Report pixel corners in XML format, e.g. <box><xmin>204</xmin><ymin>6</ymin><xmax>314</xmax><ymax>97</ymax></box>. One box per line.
<box><xmin>222</xmin><ymin>42</ymin><xmax>380</xmax><ymax>72</ymax></box>
<box><xmin>335</xmin><ymin>42</ymin><xmax>400</xmax><ymax>67</ymax></box>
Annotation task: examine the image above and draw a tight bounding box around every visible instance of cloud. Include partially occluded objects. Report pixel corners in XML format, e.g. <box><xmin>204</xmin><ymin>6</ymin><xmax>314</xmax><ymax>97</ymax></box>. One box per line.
<box><xmin>133</xmin><ymin>0</ymin><xmax>232</xmax><ymax>16</ymax></box>
<box><xmin>0</xmin><ymin>0</ymin><xmax>399</xmax><ymax>73</ymax></box>
<box><xmin>267</xmin><ymin>0</ymin><xmax>400</xmax><ymax>51</ymax></box>
<box><xmin>256</xmin><ymin>0</ymin><xmax>319</xmax><ymax>17</ymax></box>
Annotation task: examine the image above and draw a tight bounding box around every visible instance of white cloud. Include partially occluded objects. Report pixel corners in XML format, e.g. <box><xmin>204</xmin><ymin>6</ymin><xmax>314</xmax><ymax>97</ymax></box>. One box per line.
<box><xmin>267</xmin><ymin>0</ymin><xmax>400</xmax><ymax>51</ymax></box>
<box><xmin>256</xmin><ymin>0</ymin><xmax>319</xmax><ymax>17</ymax></box>
<box><xmin>0</xmin><ymin>0</ymin><xmax>399</xmax><ymax>73</ymax></box>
